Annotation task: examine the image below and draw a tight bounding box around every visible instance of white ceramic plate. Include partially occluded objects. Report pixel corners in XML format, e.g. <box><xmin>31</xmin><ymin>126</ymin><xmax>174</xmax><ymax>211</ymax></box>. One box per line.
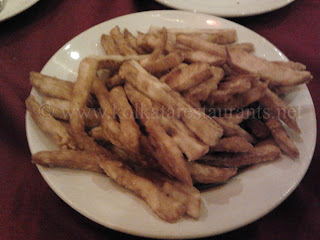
<box><xmin>26</xmin><ymin>10</ymin><xmax>316</xmax><ymax>239</ymax></box>
<box><xmin>155</xmin><ymin>0</ymin><xmax>295</xmax><ymax>17</ymax></box>
<box><xmin>0</xmin><ymin>0</ymin><xmax>40</xmax><ymax>22</ymax></box>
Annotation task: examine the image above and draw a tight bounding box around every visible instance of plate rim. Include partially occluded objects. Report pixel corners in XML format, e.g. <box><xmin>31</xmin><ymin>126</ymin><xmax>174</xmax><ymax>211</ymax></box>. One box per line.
<box><xmin>25</xmin><ymin>10</ymin><xmax>317</xmax><ymax>239</ymax></box>
<box><xmin>0</xmin><ymin>0</ymin><xmax>40</xmax><ymax>22</ymax></box>
<box><xmin>154</xmin><ymin>0</ymin><xmax>295</xmax><ymax>17</ymax></box>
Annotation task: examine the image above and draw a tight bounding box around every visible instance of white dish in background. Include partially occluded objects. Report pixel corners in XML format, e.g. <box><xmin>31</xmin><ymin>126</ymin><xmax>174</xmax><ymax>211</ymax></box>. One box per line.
<box><xmin>0</xmin><ymin>0</ymin><xmax>40</xmax><ymax>22</ymax></box>
<box><xmin>155</xmin><ymin>0</ymin><xmax>295</xmax><ymax>17</ymax></box>
<box><xmin>25</xmin><ymin>10</ymin><xmax>316</xmax><ymax>239</ymax></box>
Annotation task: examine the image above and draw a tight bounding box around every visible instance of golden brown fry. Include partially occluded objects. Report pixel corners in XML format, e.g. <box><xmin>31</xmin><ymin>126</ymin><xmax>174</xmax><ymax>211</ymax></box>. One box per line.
<box><xmin>149</xmin><ymin>27</ymin><xmax>237</xmax><ymax>44</ymax></box>
<box><xmin>201</xmin><ymin>143</ymin><xmax>281</xmax><ymax>168</ymax></box>
<box><xmin>125</xmin><ymin>83</ymin><xmax>193</xmax><ymax>186</ymax></box>
<box><xmin>123</xmin><ymin>28</ymin><xmax>146</xmax><ymax>54</ymax></box>
<box><xmin>226</xmin><ymin>42</ymin><xmax>255</xmax><ymax>53</ymax></box>
<box><xmin>109</xmin><ymin>86</ymin><xmax>141</xmax><ymax>153</ymax></box>
<box><xmin>70</xmin><ymin>58</ymin><xmax>107</xmax><ymax>153</ymax></box>
<box><xmin>158</xmin><ymin>115</ymin><xmax>209</xmax><ymax>161</ymax></box>
<box><xmin>26</xmin><ymin>95</ymin><xmax>77</xmax><ymax>150</ymax></box>
<box><xmin>227</xmin><ymin>48</ymin><xmax>313</xmax><ymax>86</ymax></box>
<box><xmin>272</xmin><ymin>61</ymin><xmax>306</xmax><ymax>71</ymax></box>
<box><xmin>176</xmin><ymin>34</ymin><xmax>227</xmax><ymax>59</ymax></box>
<box><xmin>92</xmin><ymin>78</ymin><xmax>122</xmax><ymax>147</ymax></box>
<box><xmin>101</xmin><ymin>34</ymin><xmax>120</xmax><ymax>55</ymax></box>
<box><xmin>32</xmin><ymin>150</ymin><xmax>104</xmax><ymax>173</ymax></box>
<box><xmin>140</xmin><ymin>51</ymin><xmax>184</xmax><ymax>74</ymax></box>
<box><xmin>246</xmin><ymin>118</ymin><xmax>271</xmax><ymax>139</ymax></box>
<box><xmin>181</xmin><ymin>50</ymin><xmax>226</xmax><ymax>65</ymax></box>
<box><xmin>30</xmin><ymin>71</ymin><xmax>73</xmax><ymax>101</ymax></box>
<box><xmin>259</xmin><ymin>88</ymin><xmax>301</xmax><ymax>133</ymax></box>
<box><xmin>99</xmin><ymin>157</ymin><xmax>187</xmax><ymax>223</ymax></box>
<box><xmin>94</xmin><ymin>54</ymin><xmax>147</xmax><ymax>71</ymax></box>
<box><xmin>211</xmin><ymin>136</ymin><xmax>254</xmax><ymax>153</ymax></box>
<box><xmin>182</xmin><ymin>66</ymin><xmax>224</xmax><ymax>107</ymax></box>
<box><xmin>161</xmin><ymin>62</ymin><xmax>212</xmax><ymax>92</ymax></box>
<box><xmin>187</xmin><ymin>162</ymin><xmax>237</xmax><ymax>184</ymax></box>
<box><xmin>110</xmin><ymin>26</ymin><xmax>138</xmax><ymax>56</ymax></box>
<box><xmin>264</xmin><ymin>116</ymin><xmax>299</xmax><ymax>159</ymax></box>
<box><xmin>42</xmin><ymin>97</ymin><xmax>101</xmax><ymax>128</ymax></box>
<box><xmin>212</xmin><ymin>117</ymin><xmax>256</xmax><ymax>143</ymax></box>
<box><xmin>120</xmin><ymin>60</ymin><xmax>223</xmax><ymax>146</ymax></box>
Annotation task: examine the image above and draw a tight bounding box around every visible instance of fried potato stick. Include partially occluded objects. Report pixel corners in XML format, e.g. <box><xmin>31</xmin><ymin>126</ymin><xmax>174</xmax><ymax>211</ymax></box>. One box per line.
<box><xmin>42</xmin><ymin>97</ymin><xmax>101</xmax><ymax>128</ymax></box>
<box><xmin>99</xmin><ymin>157</ymin><xmax>187</xmax><ymax>223</ymax></box>
<box><xmin>125</xmin><ymin>83</ymin><xmax>193</xmax><ymax>186</ymax></box>
<box><xmin>259</xmin><ymin>88</ymin><xmax>301</xmax><ymax>133</ymax></box>
<box><xmin>100</xmin><ymin>34</ymin><xmax>120</xmax><ymax>55</ymax></box>
<box><xmin>180</xmin><ymin>50</ymin><xmax>226</xmax><ymax>66</ymax></box>
<box><xmin>158</xmin><ymin>115</ymin><xmax>209</xmax><ymax>161</ymax></box>
<box><xmin>30</xmin><ymin>71</ymin><xmax>73</xmax><ymax>101</ymax></box>
<box><xmin>26</xmin><ymin>95</ymin><xmax>77</xmax><ymax>150</ymax></box>
<box><xmin>201</xmin><ymin>142</ymin><xmax>281</xmax><ymax>168</ymax></box>
<box><xmin>227</xmin><ymin>48</ymin><xmax>313</xmax><ymax>86</ymax></box>
<box><xmin>160</xmin><ymin>62</ymin><xmax>212</xmax><ymax>92</ymax></box>
<box><xmin>109</xmin><ymin>86</ymin><xmax>141</xmax><ymax>153</ymax></box>
<box><xmin>222</xmin><ymin>109</ymin><xmax>254</xmax><ymax>125</ymax></box>
<box><xmin>211</xmin><ymin>136</ymin><xmax>254</xmax><ymax>153</ymax></box>
<box><xmin>212</xmin><ymin>117</ymin><xmax>256</xmax><ymax>143</ymax></box>
<box><xmin>92</xmin><ymin>78</ymin><xmax>122</xmax><ymax>147</ymax></box>
<box><xmin>70</xmin><ymin>58</ymin><xmax>107</xmax><ymax>153</ymax></box>
<box><xmin>246</xmin><ymin>118</ymin><xmax>271</xmax><ymax>139</ymax></box>
<box><xmin>32</xmin><ymin>150</ymin><xmax>104</xmax><ymax>173</ymax></box>
<box><xmin>123</xmin><ymin>28</ymin><xmax>146</xmax><ymax>54</ymax></box>
<box><xmin>176</xmin><ymin>34</ymin><xmax>227</xmax><ymax>59</ymax></box>
<box><xmin>187</xmin><ymin>162</ymin><xmax>237</xmax><ymax>184</ymax></box>
<box><xmin>120</xmin><ymin>60</ymin><xmax>223</xmax><ymax>146</ymax></box>
<box><xmin>110</xmin><ymin>26</ymin><xmax>138</xmax><ymax>56</ymax></box>
<box><xmin>264</xmin><ymin>116</ymin><xmax>299</xmax><ymax>159</ymax></box>
<box><xmin>149</xmin><ymin>26</ymin><xmax>237</xmax><ymax>44</ymax></box>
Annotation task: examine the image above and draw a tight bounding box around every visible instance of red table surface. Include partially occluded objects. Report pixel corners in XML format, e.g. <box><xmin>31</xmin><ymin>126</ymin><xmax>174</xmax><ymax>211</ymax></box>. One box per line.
<box><xmin>0</xmin><ymin>0</ymin><xmax>319</xmax><ymax>239</ymax></box>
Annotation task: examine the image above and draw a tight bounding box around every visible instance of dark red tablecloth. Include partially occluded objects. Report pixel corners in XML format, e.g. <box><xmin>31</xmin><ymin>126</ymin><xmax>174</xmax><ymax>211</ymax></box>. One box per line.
<box><xmin>1</xmin><ymin>0</ymin><xmax>319</xmax><ymax>239</ymax></box>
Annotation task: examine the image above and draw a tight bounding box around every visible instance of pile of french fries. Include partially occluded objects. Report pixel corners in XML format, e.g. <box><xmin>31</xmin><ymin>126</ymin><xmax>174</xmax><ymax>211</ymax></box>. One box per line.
<box><xmin>26</xmin><ymin>25</ymin><xmax>313</xmax><ymax>222</ymax></box>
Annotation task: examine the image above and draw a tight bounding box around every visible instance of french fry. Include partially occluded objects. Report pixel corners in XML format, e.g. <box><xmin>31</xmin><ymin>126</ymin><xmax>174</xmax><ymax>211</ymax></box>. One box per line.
<box><xmin>92</xmin><ymin>78</ymin><xmax>122</xmax><ymax>147</ymax></box>
<box><xmin>26</xmin><ymin>95</ymin><xmax>77</xmax><ymax>150</ymax></box>
<box><xmin>30</xmin><ymin>71</ymin><xmax>73</xmax><ymax>101</ymax></box>
<box><xmin>227</xmin><ymin>48</ymin><xmax>313</xmax><ymax>86</ymax></box>
<box><xmin>176</xmin><ymin>34</ymin><xmax>227</xmax><ymax>59</ymax></box>
<box><xmin>125</xmin><ymin>83</ymin><xmax>193</xmax><ymax>186</ymax></box>
<box><xmin>222</xmin><ymin>109</ymin><xmax>254</xmax><ymax>125</ymax></box>
<box><xmin>212</xmin><ymin>117</ymin><xmax>256</xmax><ymax>143</ymax></box>
<box><xmin>69</xmin><ymin>58</ymin><xmax>107</xmax><ymax>153</ymax></box>
<box><xmin>119</xmin><ymin>60</ymin><xmax>223</xmax><ymax>146</ymax></box>
<box><xmin>226</xmin><ymin>42</ymin><xmax>255</xmax><ymax>53</ymax></box>
<box><xmin>109</xmin><ymin>86</ymin><xmax>141</xmax><ymax>153</ymax></box>
<box><xmin>42</xmin><ymin>97</ymin><xmax>101</xmax><ymax>128</ymax></box>
<box><xmin>259</xmin><ymin>88</ymin><xmax>301</xmax><ymax>133</ymax></box>
<box><xmin>181</xmin><ymin>50</ymin><xmax>226</xmax><ymax>65</ymax></box>
<box><xmin>161</xmin><ymin>62</ymin><xmax>212</xmax><ymax>92</ymax></box>
<box><xmin>211</xmin><ymin>136</ymin><xmax>254</xmax><ymax>153</ymax></box>
<box><xmin>101</xmin><ymin>34</ymin><xmax>120</xmax><ymax>55</ymax></box>
<box><xmin>110</xmin><ymin>26</ymin><xmax>138</xmax><ymax>56</ymax></box>
<box><xmin>201</xmin><ymin>142</ymin><xmax>281</xmax><ymax>168</ymax></box>
<box><xmin>264</xmin><ymin>116</ymin><xmax>299</xmax><ymax>159</ymax></box>
<box><xmin>123</xmin><ymin>28</ymin><xmax>146</xmax><ymax>55</ymax></box>
<box><xmin>187</xmin><ymin>162</ymin><xmax>237</xmax><ymax>184</ymax></box>
<box><xmin>32</xmin><ymin>150</ymin><xmax>104</xmax><ymax>173</ymax></box>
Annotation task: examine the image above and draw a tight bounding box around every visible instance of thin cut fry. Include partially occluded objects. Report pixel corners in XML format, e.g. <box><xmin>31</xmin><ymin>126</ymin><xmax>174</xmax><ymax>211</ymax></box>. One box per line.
<box><xmin>26</xmin><ymin>95</ymin><xmax>77</xmax><ymax>150</ymax></box>
<box><xmin>42</xmin><ymin>97</ymin><xmax>101</xmax><ymax>128</ymax></box>
<box><xmin>69</xmin><ymin>58</ymin><xmax>107</xmax><ymax>153</ymax></box>
<box><xmin>32</xmin><ymin>150</ymin><xmax>104</xmax><ymax>173</ymax></box>
<box><xmin>201</xmin><ymin>143</ymin><xmax>281</xmax><ymax>168</ymax></box>
<box><xmin>101</xmin><ymin>34</ymin><xmax>120</xmax><ymax>55</ymax></box>
<box><xmin>211</xmin><ymin>136</ymin><xmax>254</xmax><ymax>152</ymax></box>
<box><xmin>110</xmin><ymin>26</ymin><xmax>138</xmax><ymax>56</ymax></box>
<box><xmin>109</xmin><ymin>86</ymin><xmax>141</xmax><ymax>153</ymax></box>
<box><xmin>187</xmin><ymin>162</ymin><xmax>237</xmax><ymax>184</ymax></box>
<box><xmin>264</xmin><ymin>116</ymin><xmax>299</xmax><ymax>159</ymax></box>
